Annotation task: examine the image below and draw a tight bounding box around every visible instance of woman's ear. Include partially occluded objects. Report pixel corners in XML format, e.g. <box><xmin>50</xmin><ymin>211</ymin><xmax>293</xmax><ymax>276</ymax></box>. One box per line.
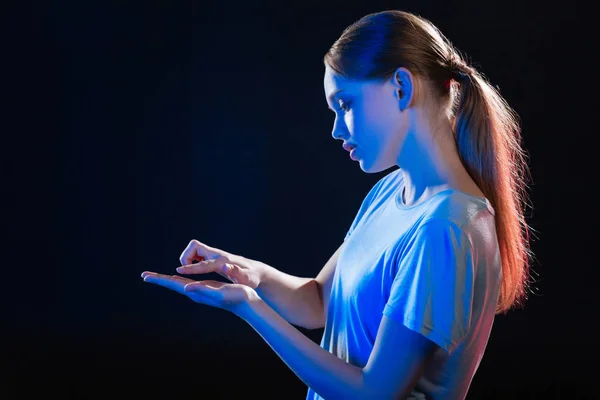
<box><xmin>392</xmin><ymin>67</ymin><xmax>415</xmax><ymax>111</ymax></box>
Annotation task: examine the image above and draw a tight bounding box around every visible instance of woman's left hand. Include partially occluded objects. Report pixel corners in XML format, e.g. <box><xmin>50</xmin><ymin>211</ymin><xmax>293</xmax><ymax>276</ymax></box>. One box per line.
<box><xmin>141</xmin><ymin>271</ymin><xmax>258</xmax><ymax>316</ymax></box>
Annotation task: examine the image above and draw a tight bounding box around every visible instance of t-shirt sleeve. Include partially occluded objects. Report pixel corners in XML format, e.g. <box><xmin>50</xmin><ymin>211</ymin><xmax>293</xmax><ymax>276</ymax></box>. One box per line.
<box><xmin>382</xmin><ymin>218</ymin><xmax>475</xmax><ymax>354</ymax></box>
<box><xmin>344</xmin><ymin>176</ymin><xmax>389</xmax><ymax>242</ymax></box>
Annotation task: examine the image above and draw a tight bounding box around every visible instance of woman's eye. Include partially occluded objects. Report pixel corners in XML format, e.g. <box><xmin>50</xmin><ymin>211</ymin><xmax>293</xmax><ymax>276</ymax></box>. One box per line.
<box><xmin>337</xmin><ymin>101</ymin><xmax>351</xmax><ymax>113</ymax></box>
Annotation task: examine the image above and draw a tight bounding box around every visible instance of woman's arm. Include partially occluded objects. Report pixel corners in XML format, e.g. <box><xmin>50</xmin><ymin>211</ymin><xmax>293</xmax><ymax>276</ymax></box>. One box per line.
<box><xmin>255</xmin><ymin>261</ymin><xmax>325</xmax><ymax>329</ymax></box>
<box><xmin>255</xmin><ymin>241</ymin><xmax>343</xmax><ymax>330</ymax></box>
<box><xmin>143</xmin><ymin>264</ymin><xmax>434</xmax><ymax>398</ymax></box>
<box><xmin>238</xmin><ymin>295</ymin><xmax>367</xmax><ymax>399</ymax></box>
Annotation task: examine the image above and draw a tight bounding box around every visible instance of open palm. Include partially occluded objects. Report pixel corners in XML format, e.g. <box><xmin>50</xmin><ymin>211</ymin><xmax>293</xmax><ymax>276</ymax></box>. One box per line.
<box><xmin>141</xmin><ymin>271</ymin><xmax>256</xmax><ymax>314</ymax></box>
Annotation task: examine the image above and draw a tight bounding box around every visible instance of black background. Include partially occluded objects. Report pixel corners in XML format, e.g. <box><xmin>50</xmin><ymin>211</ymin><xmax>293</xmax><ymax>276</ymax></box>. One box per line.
<box><xmin>5</xmin><ymin>1</ymin><xmax>598</xmax><ymax>398</ymax></box>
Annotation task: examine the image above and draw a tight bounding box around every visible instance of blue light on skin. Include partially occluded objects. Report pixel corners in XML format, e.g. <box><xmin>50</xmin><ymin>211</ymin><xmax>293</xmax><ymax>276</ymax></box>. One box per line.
<box><xmin>323</xmin><ymin>65</ymin><xmax>484</xmax><ymax>207</ymax></box>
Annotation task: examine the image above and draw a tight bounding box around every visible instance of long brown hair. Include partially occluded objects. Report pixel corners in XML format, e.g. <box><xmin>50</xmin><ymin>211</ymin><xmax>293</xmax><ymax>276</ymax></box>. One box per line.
<box><xmin>324</xmin><ymin>10</ymin><xmax>535</xmax><ymax>314</ymax></box>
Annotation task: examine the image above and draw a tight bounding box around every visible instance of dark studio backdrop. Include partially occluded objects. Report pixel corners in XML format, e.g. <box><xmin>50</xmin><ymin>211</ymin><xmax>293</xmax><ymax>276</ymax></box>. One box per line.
<box><xmin>4</xmin><ymin>1</ymin><xmax>598</xmax><ymax>399</ymax></box>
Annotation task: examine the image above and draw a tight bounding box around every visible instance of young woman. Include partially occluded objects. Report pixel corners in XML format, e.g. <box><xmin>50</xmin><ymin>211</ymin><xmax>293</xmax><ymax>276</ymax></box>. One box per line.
<box><xmin>142</xmin><ymin>9</ymin><xmax>533</xmax><ymax>399</ymax></box>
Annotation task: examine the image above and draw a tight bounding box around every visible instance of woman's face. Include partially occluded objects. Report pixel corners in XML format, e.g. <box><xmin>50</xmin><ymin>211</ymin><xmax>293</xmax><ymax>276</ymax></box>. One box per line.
<box><xmin>324</xmin><ymin>65</ymin><xmax>409</xmax><ymax>173</ymax></box>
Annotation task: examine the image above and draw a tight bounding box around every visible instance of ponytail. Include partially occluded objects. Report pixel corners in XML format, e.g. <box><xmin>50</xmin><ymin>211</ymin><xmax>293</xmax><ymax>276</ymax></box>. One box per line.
<box><xmin>450</xmin><ymin>60</ymin><xmax>535</xmax><ymax>314</ymax></box>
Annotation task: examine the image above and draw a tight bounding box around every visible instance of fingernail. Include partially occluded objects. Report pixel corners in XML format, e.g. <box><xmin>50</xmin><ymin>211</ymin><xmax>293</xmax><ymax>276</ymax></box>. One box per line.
<box><xmin>176</xmin><ymin>267</ymin><xmax>184</xmax><ymax>272</ymax></box>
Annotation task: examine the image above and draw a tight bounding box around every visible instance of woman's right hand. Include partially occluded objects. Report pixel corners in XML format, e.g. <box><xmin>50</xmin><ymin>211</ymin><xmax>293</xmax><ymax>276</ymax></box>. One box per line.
<box><xmin>176</xmin><ymin>239</ymin><xmax>264</xmax><ymax>290</ymax></box>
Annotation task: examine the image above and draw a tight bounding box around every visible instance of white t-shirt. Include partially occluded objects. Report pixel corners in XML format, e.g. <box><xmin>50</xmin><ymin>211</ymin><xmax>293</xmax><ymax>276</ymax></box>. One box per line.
<box><xmin>306</xmin><ymin>168</ymin><xmax>502</xmax><ymax>400</ymax></box>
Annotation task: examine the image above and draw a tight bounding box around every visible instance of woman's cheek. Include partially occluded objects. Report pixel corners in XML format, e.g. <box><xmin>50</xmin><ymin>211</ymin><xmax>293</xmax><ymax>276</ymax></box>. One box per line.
<box><xmin>343</xmin><ymin>112</ymin><xmax>354</xmax><ymax>132</ymax></box>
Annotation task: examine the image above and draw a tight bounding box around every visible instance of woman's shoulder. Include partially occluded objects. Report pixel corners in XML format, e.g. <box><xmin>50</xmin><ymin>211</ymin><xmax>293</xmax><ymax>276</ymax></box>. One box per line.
<box><xmin>423</xmin><ymin>190</ymin><xmax>495</xmax><ymax>232</ymax></box>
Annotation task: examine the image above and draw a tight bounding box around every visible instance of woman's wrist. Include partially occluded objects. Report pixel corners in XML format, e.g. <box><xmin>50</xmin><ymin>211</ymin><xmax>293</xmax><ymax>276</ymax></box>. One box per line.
<box><xmin>235</xmin><ymin>286</ymin><xmax>263</xmax><ymax>320</ymax></box>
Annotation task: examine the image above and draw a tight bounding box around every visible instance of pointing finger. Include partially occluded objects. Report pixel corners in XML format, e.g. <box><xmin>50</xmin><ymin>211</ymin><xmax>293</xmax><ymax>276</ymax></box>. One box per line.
<box><xmin>179</xmin><ymin>241</ymin><xmax>206</xmax><ymax>266</ymax></box>
<box><xmin>179</xmin><ymin>239</ymin><xmax>225</xmax><ymax>266</ymax></box>
<box><xmin>176</xmin><ymin>258</ymin><xmax>228</xmax><ymax>275</ymax></box>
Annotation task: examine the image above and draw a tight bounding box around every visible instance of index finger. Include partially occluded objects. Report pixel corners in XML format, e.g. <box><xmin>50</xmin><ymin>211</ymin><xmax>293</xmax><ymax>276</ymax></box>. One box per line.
<box><xmin>176</xmin><ymin>258</ymin><xmax>228</xmax><ymax>275</ymax></box>
<box><xmin>179</xmin><ymin>239</ymin><xmax>218</xmax><ymax>266</ymax></box>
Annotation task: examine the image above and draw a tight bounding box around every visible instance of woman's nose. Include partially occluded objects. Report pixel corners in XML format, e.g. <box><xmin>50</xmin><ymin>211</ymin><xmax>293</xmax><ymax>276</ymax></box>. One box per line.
<box><xmin>332</xmin><ymin>129</ymin><xmax>344</xmax><ymax>141</ymax></box>
<box><xmin>331</xmin><ymin>120</ymin><xmax>349</xmax><ymax>141</ymax></box>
